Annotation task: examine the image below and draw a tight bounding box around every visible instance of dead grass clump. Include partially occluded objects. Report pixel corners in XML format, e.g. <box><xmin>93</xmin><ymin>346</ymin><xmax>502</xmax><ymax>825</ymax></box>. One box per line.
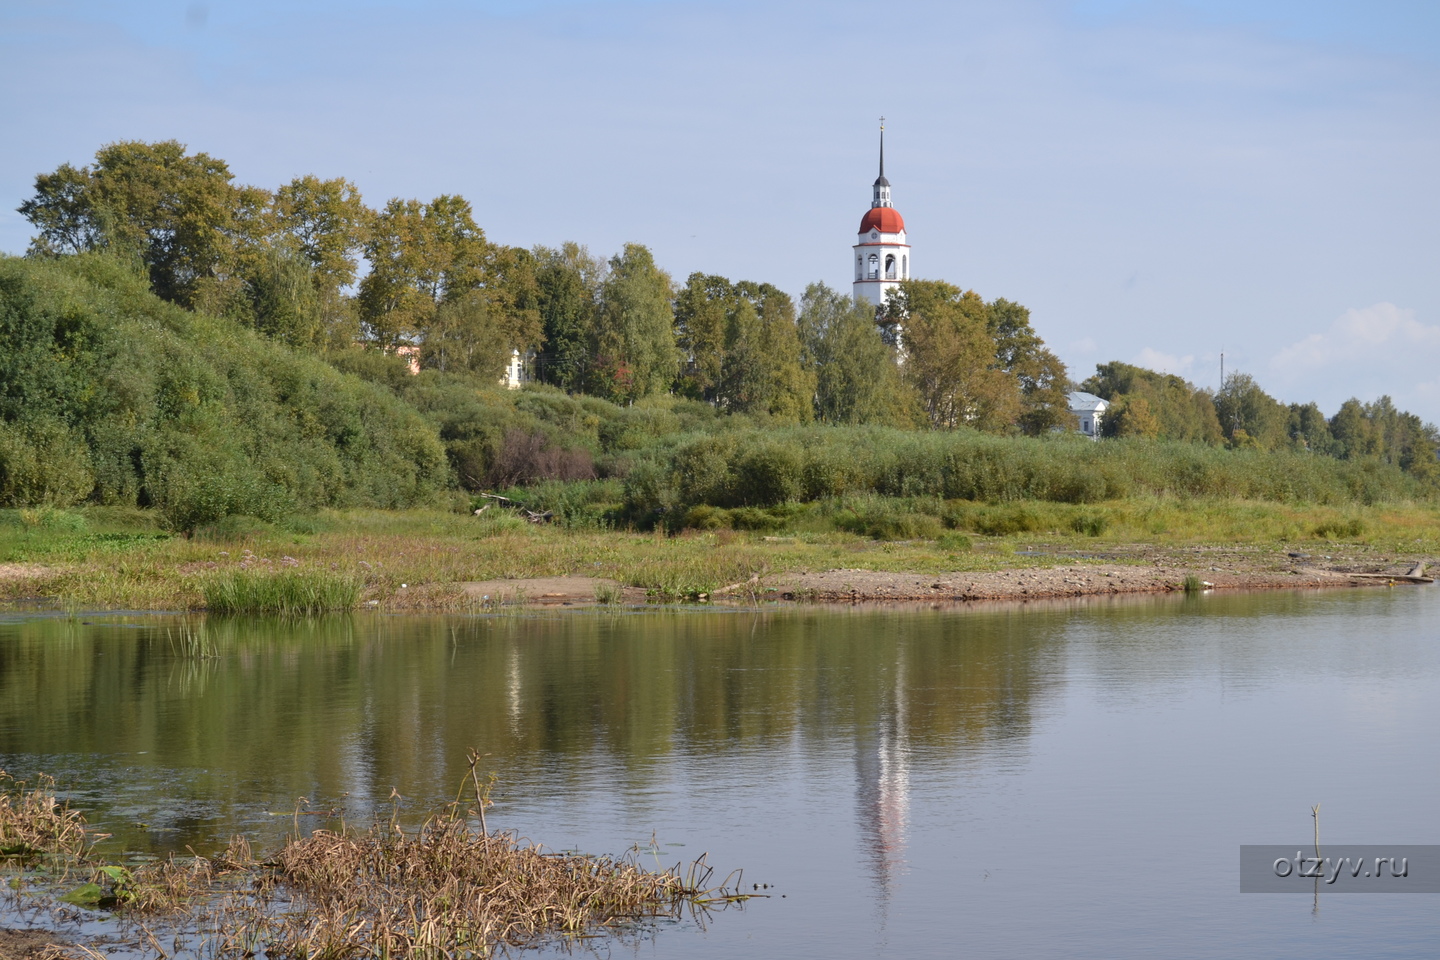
<box><xmin>269</xmin><ymin>819</ymin><xmax>692</xmax><ymax>955</ymax></box>
<box><xmin>0</xmin><ymin>771</ymin><xmax>90</xmax><ymax>859</ymax></box>
<box><xmin>261</xmin><ymin>752</ymin><xmax>711</xmax><ymax>955</ymax></box>
<box><xmin>3</xmin><ymin>755</ymin><xmax>748</xmax><ymax>958</ymax></box>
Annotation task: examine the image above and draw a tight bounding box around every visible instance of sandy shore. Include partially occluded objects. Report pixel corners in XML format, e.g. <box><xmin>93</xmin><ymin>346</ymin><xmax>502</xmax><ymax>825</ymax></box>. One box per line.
<box><xmin>391</xmin><ymin>550</ymin><xmax>1435</xmax><ymax>608</ymax></box>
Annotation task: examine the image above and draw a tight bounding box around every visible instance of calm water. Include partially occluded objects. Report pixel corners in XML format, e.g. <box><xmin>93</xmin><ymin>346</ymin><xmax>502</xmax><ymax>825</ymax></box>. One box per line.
<box><xmin>2</xmin><ymin>587</ymin><xmax>1439</xmax><ymax>957</ymax></box>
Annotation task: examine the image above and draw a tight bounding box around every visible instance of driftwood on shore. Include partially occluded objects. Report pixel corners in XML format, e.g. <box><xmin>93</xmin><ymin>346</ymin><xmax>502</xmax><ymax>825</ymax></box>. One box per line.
<box><xmin>474</xmin><ymin>492</ymin><xmax>553</xmax><ymax>524</ymax></box>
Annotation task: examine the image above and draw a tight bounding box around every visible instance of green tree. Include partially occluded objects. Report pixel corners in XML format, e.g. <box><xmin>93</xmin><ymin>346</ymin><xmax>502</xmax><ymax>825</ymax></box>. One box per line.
<box><xmin>1081</xmin><ymin>361</ymin><xmax>1222</xmax><ymax>443</ymax></box>
<box><xmin>272</xmin><ymin>175</ymin><xmax>369</xmax><ymax>291</ymax></box>
<box><xmin>19</xmin><ymin>140</ymin><xmax>257</xmax><ymax>310</ymax></box>
<box><xmin>588</xmin><ymin>244</ymin><xmax>677</xmax><ymax>402</ymax></box>
<box><xmin>721</xmin><ymin>281</ymin><xmax>812</xmax><ymax>421</ymax></box>
<box><xmin>18</xmin><ymin>163</ymin><xmax>106</xmax><ymax>255</ymax></box>
<box><xmin>1214</xmin><ymin>372</ymin><xmax>1288</xmax><ymax>449</ymax></box>
<box><xmin>534</xmin><ymin>243</ymin><xmax>604</xmax><ymax>392</ymax></box>
<box><xmin>1287</xmin><ymin>402</ymin><xmax>1335</xmax><ymax>455</ymax></box>
<box><xmin>884</xmin><ymin>281</ymin><xmax>1018</xmax><ymax>431</ymax></box>
<box><xmin>420</xmin><ymin>292</ymin><xmax>511</xmax><ymax>377</ymax></box>
<box><xmin>1105</xmin><ymin>395</ymin><xmax>1162</xmax><ymax>439</ymax></box>
<box><xmin>988</xmin><ymin>298</ymin><xmax>1072</xmax><ymax>435</ymax></box>
<box><xmin>673</xmin><ymin>273</ymin><xmax>732</xmax><ymax>402</ymax></box>
<box><xmin>245</xmin><ymin>241</ymin><xmax>323</xmax><ymax>348</ymax></box>
<box><xmin>357</xmin><ymin>195</ymin><xmax>489</xmax><ymax>349</ymax></box>
<box><xmin>798</xmin><ymin>282</ymin><xmax>910</xmax><ymax>425</ymax></box>
<box><xmin>272</xmin><ymin>175</ymin><xmax>371</xmax><ymax>344</ymax></box>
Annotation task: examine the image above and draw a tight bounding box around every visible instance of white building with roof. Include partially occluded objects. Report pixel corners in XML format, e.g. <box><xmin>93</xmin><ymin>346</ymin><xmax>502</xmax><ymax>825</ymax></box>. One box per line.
<box><xmin>853</xmin><ymin>121</ymin><xmax>910</xmax><ymax>308</ymax></box>
<box><xmin>1068</xmin><ymin>391</ymin><xmax>1108</xmax><ymax>439</ymax></box>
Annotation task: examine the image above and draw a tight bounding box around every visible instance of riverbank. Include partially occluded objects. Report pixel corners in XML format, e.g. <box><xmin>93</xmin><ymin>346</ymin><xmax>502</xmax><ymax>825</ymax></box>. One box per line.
<box><xmin>1</xmin><ymin>502</ymin><xmax>1435</xmax><ymax>612</ymax></box>
<box><xmin>376</xmin><ymin>549</ymin><xmax>1434</xmax><ymax>607</ymax></box>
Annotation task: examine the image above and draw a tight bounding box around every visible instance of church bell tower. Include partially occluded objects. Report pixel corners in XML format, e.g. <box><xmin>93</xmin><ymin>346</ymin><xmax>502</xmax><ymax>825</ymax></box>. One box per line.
<box><xmin>852</xmin><ymin>119</ymin><xmax>910</xmax><ymax>307</ymax></box>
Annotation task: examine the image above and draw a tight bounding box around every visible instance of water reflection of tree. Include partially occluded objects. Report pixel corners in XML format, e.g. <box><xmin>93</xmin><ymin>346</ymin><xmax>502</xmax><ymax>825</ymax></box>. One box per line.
<box><xmin>0</xmin><ymin>609</ymin><xmax>1065</xmax><ymax>856</ymax></box>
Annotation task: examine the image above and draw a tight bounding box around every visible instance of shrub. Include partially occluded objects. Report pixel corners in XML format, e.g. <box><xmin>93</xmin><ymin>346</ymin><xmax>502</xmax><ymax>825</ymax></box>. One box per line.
<box><xmin>0</xmin><ymin>419</ymin><xmax>94</xmax><ymax>507</ymax></box>
<box><xmin>682</xmin><ymin>504</ymin><xmax>731</xmax><ymax>530</ymax></box>
<box><xmin>729</xmin><ymin>506</ymin><xmax>788</xmax><ymax>532</ymax></box>
<box><xmin>835</xmin><ymin>500</ymin><xmax>943</xmax><ymax>540</ymax></box>
<box><xmin>937</xmin><ymin>531</ymin><xmax>972</xmax><ymax>552</ymax></box>
<box><xmin>484</xmin><ymin>429</ymin><xmax>597</xmax><ymax>488</ymax></box>
<box><xmin>732</xmin><ymin>444</ymin><xmax>802</xmax><ymax>506</ymax></box>
<box><xmin>1071</xmin><ymin>512</ymin><xmax>1110</xmax><ymax>536</ymax></box>
<box><xmin>0</xmin><ymin>255</ymin><xmax>448</xmax><ymax>517</ymax></box>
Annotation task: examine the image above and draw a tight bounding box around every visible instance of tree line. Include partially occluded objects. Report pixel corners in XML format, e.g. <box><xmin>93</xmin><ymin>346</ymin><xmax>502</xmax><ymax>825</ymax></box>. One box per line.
<box><xmin>16</xmin><ymin>140</ymin><xmax>1439</xmax><ymax>479</ymax></box>
<box><xmin>1082</xmin><ymin>362</ymin><xmax>1439</xmax><ymax>482</ymax></box>
<box><xmin>18</xmin><ymin>140</ymin><xmax>1072</xmax><ymax>435</ymax></box>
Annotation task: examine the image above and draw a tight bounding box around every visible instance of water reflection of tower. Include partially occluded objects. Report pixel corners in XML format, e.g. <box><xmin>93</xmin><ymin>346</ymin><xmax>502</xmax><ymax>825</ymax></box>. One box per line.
<box><xmin>855</xmin><ymin>652</ymin><xmax>910</xmax><ymax>907</ymax></box>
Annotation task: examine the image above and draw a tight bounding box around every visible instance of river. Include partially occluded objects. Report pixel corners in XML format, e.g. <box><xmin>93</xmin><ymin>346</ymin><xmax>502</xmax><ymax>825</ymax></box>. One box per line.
<box><xmin>2</xmin><ymin>586</ymin><xmax>1437</xmax><ymax>957</ymax></box>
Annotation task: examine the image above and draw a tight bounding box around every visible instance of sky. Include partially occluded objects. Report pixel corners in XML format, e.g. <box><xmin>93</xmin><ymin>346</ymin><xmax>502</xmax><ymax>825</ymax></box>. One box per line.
<box><xmin>3</xmin><ymin>0</ymin><xmax>1438</xmax><ymax>422</ymax></box>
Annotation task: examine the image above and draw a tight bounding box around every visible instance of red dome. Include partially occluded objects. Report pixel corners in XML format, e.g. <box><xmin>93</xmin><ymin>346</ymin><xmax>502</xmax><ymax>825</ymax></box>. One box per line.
<box><xmin>858</xmin><ymin>207</ymin><xmax>905</xmax><ymax>235</ymax></box>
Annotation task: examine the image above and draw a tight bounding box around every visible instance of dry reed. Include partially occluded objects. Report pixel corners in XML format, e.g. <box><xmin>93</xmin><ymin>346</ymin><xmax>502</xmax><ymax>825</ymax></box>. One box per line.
<box><xmin>0</xmin><ymin>771</ymin><xmax>92</xmax><ymax>859</ymax></box>
<box><xmin>1</xmin><ymin>754</ymin><xmax>748</xmax><ymax>959</ymax></box>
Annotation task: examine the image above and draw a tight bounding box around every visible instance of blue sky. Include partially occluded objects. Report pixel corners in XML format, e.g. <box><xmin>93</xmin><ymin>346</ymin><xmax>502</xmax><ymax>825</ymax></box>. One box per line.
<box><xmin>3</xmin><ymin>0</ymin><xmax>1438</xmax><ymax>421</ymax></box>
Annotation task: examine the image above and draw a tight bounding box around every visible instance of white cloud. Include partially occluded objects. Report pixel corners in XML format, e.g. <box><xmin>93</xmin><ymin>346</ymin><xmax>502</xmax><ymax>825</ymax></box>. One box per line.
<box><xmin>1271</xmin><ymin>302</ymin><xmax>1440</xmax><ymax>373</ymax></box>
<box><xmin>1268</xmin><ymin>303</ymin><xmax>1440</xmax><ymax>418</ymax></box>
<box><xmin>1133</xmin><ymin>347</ymin><xmax>1194</xmax><ymax>375</ymax></box>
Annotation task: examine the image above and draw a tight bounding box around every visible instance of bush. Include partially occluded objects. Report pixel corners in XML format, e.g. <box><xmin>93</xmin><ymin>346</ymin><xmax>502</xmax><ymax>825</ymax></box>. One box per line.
<box><xmin>484</xmin><ymin>429</ymin><xmax>597</xmax><ymax>488</ymax></box>
<box><xmin>0</xmin><ymin>255</ymin><xmax>448</xmax><ymax>517</ymax></box>
<box><xmin>682</xmin><ymin>504</ymin><xmax>731</xmax><ymax>530</ymax></box>
<box><xmin>937</xmin><ymin>531</ymin><xmax>972</xmax><ymax>552</ymax></box>
<box><xmin>835</xmin><ymin>500</ymin><xmax>943</xmax><ymax>540</ymax></box>
<box><xmin>1312</xmin><ymin>517</ymin><xmax>1365</xmax><ymax>540</ymax></box>
<box><xmin>732</xmin><ymin>444</ymin><xmax>802</xmax><ymax>506</ymax></box>
<box><xmin>1071</xmin><ymin>512</ymin><xmax>1110</xmax><ymax>536</ymax></box>
<box><xmin>729</xmin><ymin>506</ymin><xmax>789</xmax><ymax>532</ymax></box>
<box><xmin>0</xmin><ymin>419</ymin><xmax>94</xmax><ymax>507</ymax></box>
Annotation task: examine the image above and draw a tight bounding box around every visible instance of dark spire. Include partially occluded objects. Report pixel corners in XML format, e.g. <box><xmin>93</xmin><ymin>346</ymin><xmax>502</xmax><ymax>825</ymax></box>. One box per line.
<box><xmin>874</xmin><ymin>117</ymin><xmax>890</xmax><ymax>187</ymax></box>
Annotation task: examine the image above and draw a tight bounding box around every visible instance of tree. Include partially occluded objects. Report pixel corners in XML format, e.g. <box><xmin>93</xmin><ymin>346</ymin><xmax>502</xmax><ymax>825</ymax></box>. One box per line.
<box><xmin>272</xmin><ymin>175</ymin><xmax>371</xmax><ymax>344</ymax></box>
<box><xmin>272</xmin><ymin>175</ymin><xmax>369</xmax><ymax>291</ymax></box>
<box><xmin>1287</xmin><ymin>402</ymin><xmax>1335</xmax><ymax>455</ymax></box>
<box><xmin>798</xmin><ymin>282</ymin><xmax>911</xmax><ymax>425</ymax></box>
<box><xmin>420</xmin><ymin>292</ymin><xmax>511</xmax><ymax>378</ymax></box>
<box><xmin>673</xmin><ymin>273</ymin><xmax>732</xmax><ymax>402</ymax></box>
<box><xmin>19</xmin><ymin>140</ymin><xmax>256</xmax><ymax>309</ymax></box>
<box><xmin>1328</xmin><ymin>396</ymin><xmax>1440</xmax><ymax>478</ymax></box>
<box><xmin>1214</xmin><ymin>372</ymin><xmax>1288</xmax><ymax>449</ymax></box>
<box><xmin>1105</xmin><ymin>395</ymin><xmax>1162</xmax><ymax>439</ymax></box>
<box><xmin>988</xmin><ymin>298</ymin><xmax>1072</xmax><ymax>435</ymax></box>
<box><xmin>588</xmin><ymin>244</ymin><xmax>677</xmax><ymax>401</ymax></box>
<box><xmin>1081</xmin><ymin>361</ymin><xmax>1222</xmax><ymax>443</ymax></box>
<box><xmin>883</xmin><ymin>280</ymin><xmax>1018</xmax><ymax>431</ymax></box>
<box><xmin>720</xmin><ymin>281</ymin><xmax>812</xmax><ymax>421</ymax></box>
<box><xmin>245</xmin><ymin>241</ymin><xmax>323</xmax><ymax>348</ymax></box>
<box><xmin>18</xmin><ymin>163</ymin><xmax>104</xmax><ymax>255</ymax></box>
<box><xmin>357</xmin><ymin>195</ymin><xmax>489</xmax><ymax>349</ymax></box>
<box><xmin>534</xmin><ymin>243</ymin><xmax>604</xmax><ymax>392</ymax></box>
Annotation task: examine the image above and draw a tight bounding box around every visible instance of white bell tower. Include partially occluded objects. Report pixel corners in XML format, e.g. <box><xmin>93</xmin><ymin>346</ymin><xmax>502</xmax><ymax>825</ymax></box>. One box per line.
<box><xmin>852</xmin><ymin>118</ymin><xmax>910</xmax><ymax>308</ymax></box>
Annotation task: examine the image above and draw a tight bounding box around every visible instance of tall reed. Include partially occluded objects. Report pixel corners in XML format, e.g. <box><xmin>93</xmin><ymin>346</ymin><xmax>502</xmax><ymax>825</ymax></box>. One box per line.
<box><xmin>202</xmin><ymin>569</ymin><xmax>362</xmax><ymax>615</ymax></box>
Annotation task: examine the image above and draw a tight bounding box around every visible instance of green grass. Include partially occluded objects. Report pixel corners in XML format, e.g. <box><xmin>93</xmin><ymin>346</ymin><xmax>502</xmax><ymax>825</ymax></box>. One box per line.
<box><xmin>0</xmin><ymin>496</ymin><xmax>1435</xmax><ymax>612</ymax></box>
<box><xmin>202</xmin><ymin>568</ymin><xmax>363</xmax><ymax>615</ymax></box>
